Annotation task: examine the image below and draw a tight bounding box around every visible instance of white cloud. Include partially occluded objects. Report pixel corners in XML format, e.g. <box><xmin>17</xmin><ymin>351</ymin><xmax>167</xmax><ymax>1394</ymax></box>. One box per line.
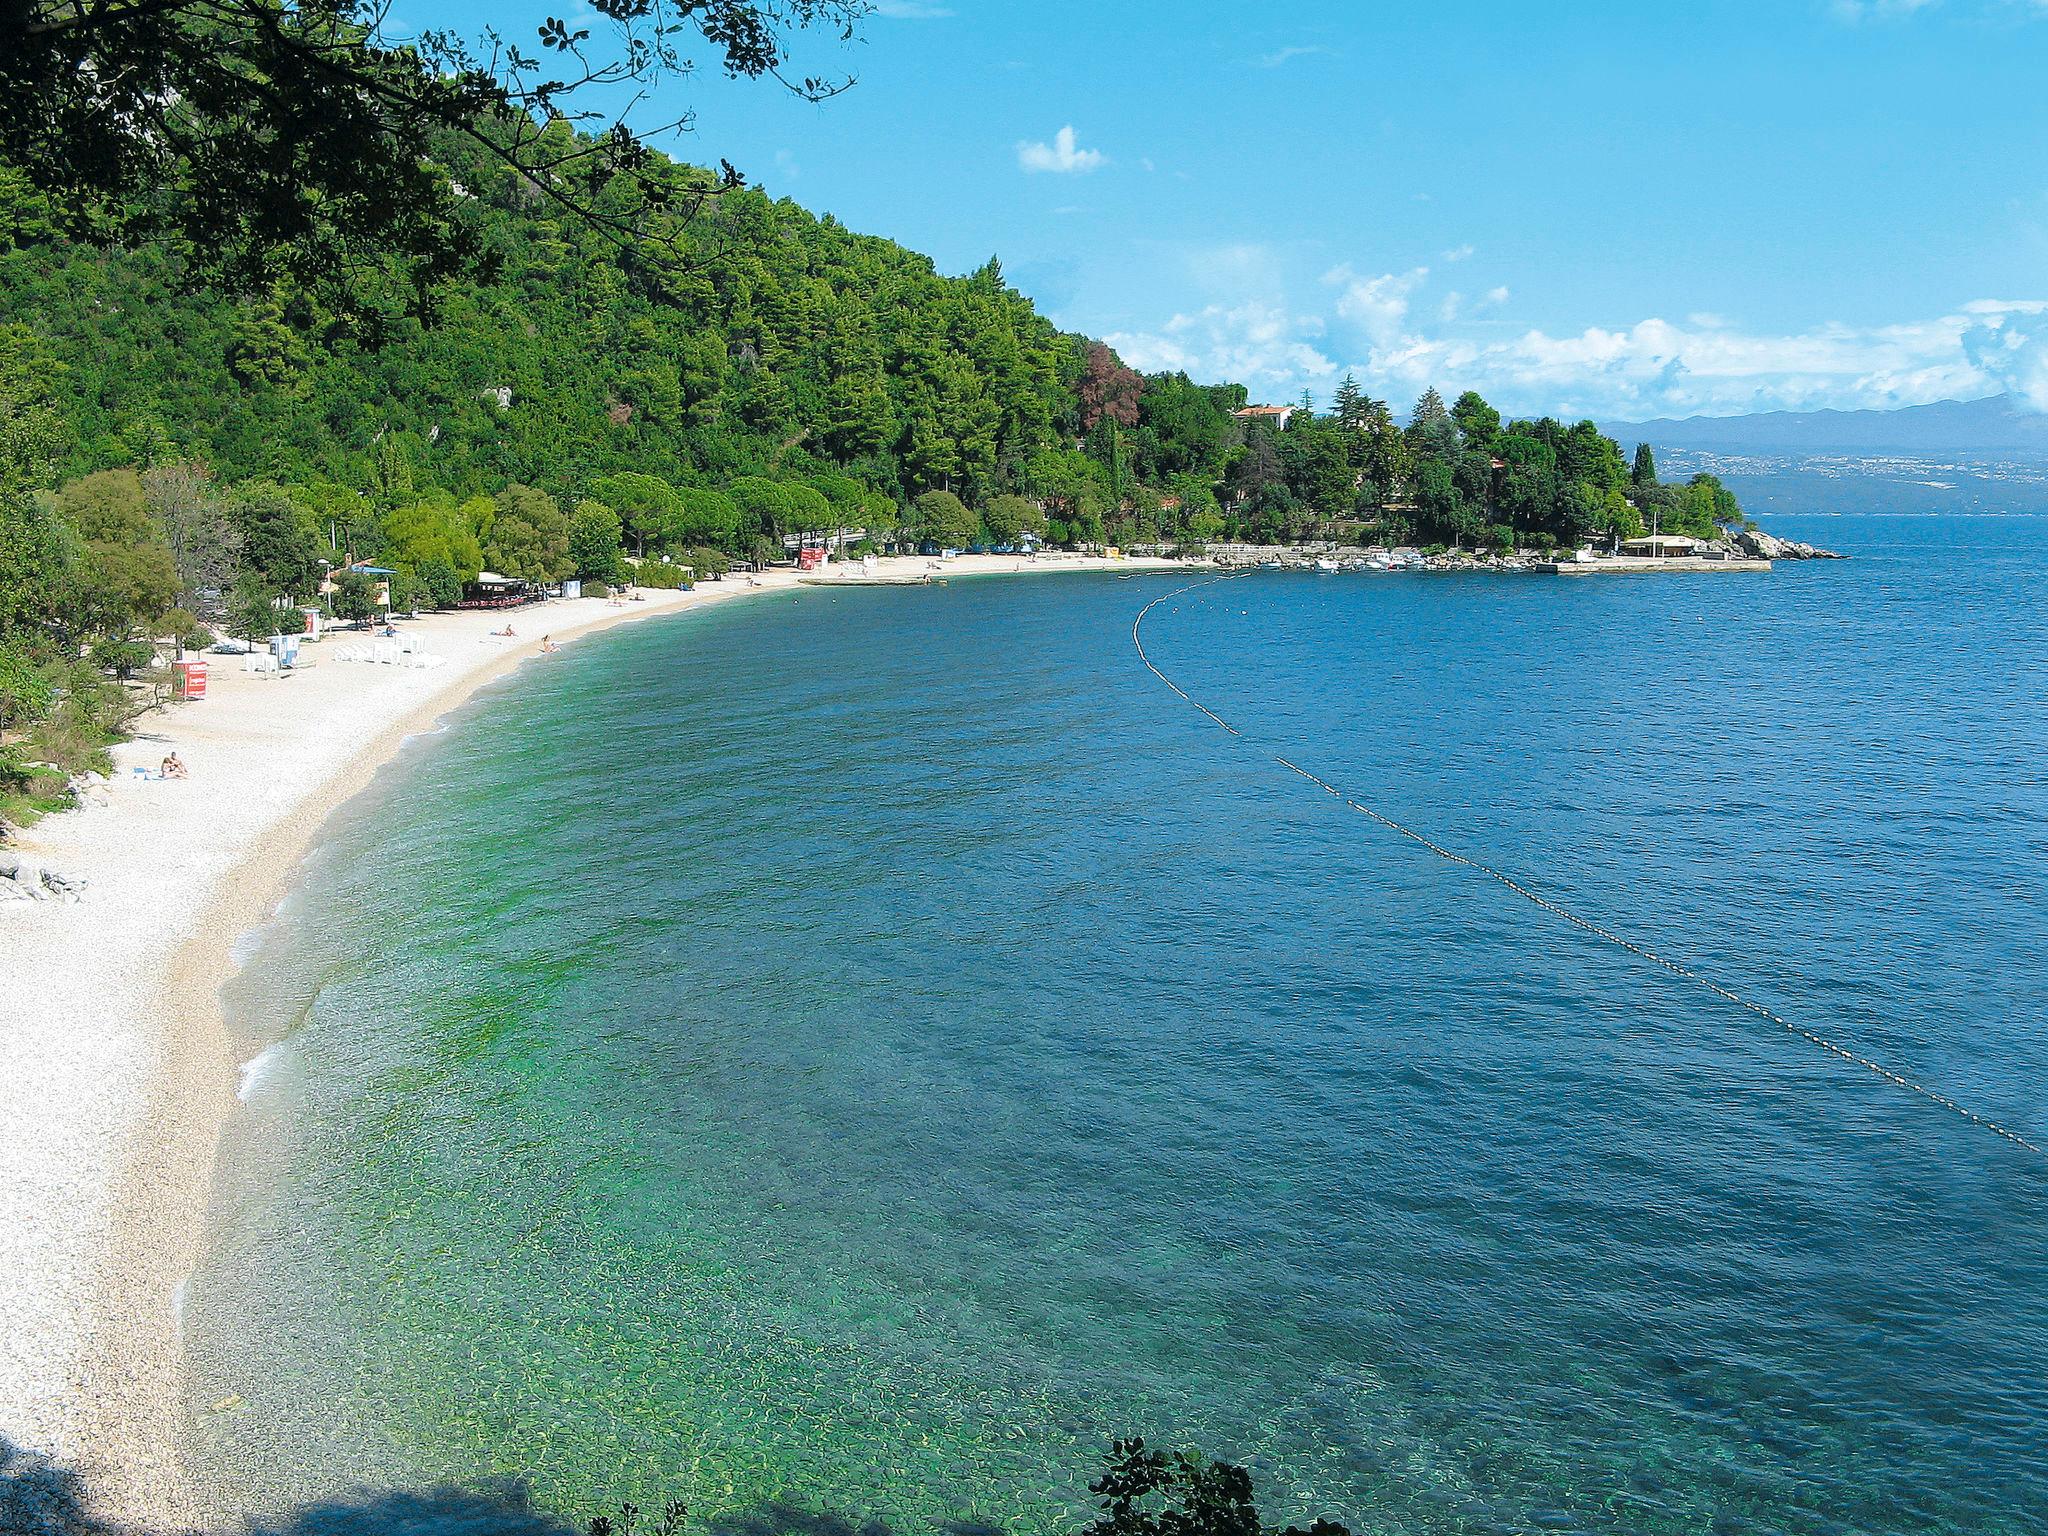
<box><xmin>1255</xmin><ymin>44</ymin><xmax>1334</xmax><ymax>67</ymax></box>
<box><xmin>1961</xmin><ymin>301</ymin><xmax>2048</xmax><ymax>409</ymax></box>
<box><xmin>1355</xmin><ymin>307</ymin><xmax>2046</xmax><ymax>418</ymax></box>
<box><xmin>1107</xmin><ymin>301</ymin><xmax>1335</xmax><ymax>394</ymax></box>
<box><xmin>1017</xmin><ymin>125</ymin><xmax>1106</xmax><ymax>174</ymax></box>
<box><xmin>1440</xmin><ymin>285</ymin><xmax>1510</xmax><ymax>323</ymax></box>
<box><xmin>1441</xmin><ymin>243</ymin><xmax>1476</xmax><ymax>263</ymax></box>
<box><xmin>1829</xmin><ymin>0</ymin><xmax>1938</xmax><ymax>20</ymax></box>
<box><xmin>1324</xmin><ymin>264</ymin><xmax>1430</xmax><ymax>345</ymax></box>
<box><xmin>1111</xmin><ymin>259</ymin><xmax>2048</xmax><ymax>417</ymax></box>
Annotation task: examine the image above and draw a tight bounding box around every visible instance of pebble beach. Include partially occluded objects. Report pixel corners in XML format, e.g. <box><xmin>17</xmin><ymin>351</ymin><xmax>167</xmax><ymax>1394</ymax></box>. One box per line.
<box><xmin>0</xmin><ymin>552</ymin><xmax>1169</xmax><ymax>1528</ymax></box>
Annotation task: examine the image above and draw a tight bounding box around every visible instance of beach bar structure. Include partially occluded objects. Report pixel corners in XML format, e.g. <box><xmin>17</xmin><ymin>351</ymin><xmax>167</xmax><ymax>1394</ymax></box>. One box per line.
<box><xmin>459</xmin><ymin>571</ymin><xmax>533</xmax><ymax>609</ymax></box>
<box><xmin>1620</xmin><ymin>534</ymin><xmax>1704</xmax><ymax>557</ymax></box>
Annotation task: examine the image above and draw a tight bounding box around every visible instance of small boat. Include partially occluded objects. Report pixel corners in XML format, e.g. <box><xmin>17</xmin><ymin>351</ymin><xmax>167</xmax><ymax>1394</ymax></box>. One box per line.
<box><xmin>1313</xmin><ymin>558</ymin><xmax>1340</xmax><ymax>573</ymax></box>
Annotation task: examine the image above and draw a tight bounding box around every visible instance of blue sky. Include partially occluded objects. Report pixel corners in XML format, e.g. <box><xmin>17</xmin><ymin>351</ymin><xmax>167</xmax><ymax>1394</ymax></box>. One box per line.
<box><xmin>469</xmin><ymin>0</ymin><xmax>2048</xmax><ymax>419</ymax></box>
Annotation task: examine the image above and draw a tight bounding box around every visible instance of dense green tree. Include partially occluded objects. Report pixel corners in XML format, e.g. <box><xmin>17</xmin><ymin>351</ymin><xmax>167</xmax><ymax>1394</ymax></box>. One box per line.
<box><xmin>1632</xmin><ymin>442</ymin><xmax>1658</xmax><ymax>487</ymax></box>
<box><xmin>1413</xmin><ymin>459</ymin><xmax>1462</xmax><ymax>541</ymax></box>
<box><xmin>980</xmin><ymin>493</ymin><xmax>1044</xmax><ymax>543</ymax></box>
<box><xmin>1410</xmin><ymin>386</ymin><xmax>1450</xmax><ymax>433</ymax></box>
<box><xmin>1331</xmin><ymin>374</ymin><xmax>1367</xmax><ymax>430</ymax></box>
<box><xmin>1495</xmin><ymin>434</ymin><xmax>1559</xmax><ymax>531</ymax></box>
<box><xmin>567</xmin><ymin>501</ymin><xmax>626</xmax><ymax>584</ymax></box>
<box><xmin>331</xmin><ymin>569</ymin><xmax>377</xmax><ymax>626</ymax></box>
<box><xmin>1224</xmin><ymin>427</ymin><xmax>1288</xmax><ymax>518</ymax></box>
<box><xmin>727</xmin><ymin>476</ymin><xmax>794</xmax><ymax>541</ymax></box>
<box><xmin>1279</xmin><ymin>421</ymin><xmax>1357</xmax><ymax>528</ymax></box>
<box><xmin>483</xmin><ymin>484</ymin><xmax>571</xmax><ymax>583</ymax></box>
<box><xmin>779</xmin><ymin>483</ymin><xmax>833</xmax><ymax>542</ymax></box>
<box><xmin>0</xmin><ymin>495</ymin><xmax>74</xmax><ymax>655</ymax></box>
<box><xmin>0</xmin><ymin>0</ymin><xmax>868</xmax><ymax>311</ymax></box>
<box><xmin>232</xmin><ymin>483</ymin><xmax>322</xmax><ymax>599</ymax></box>
<box><xmin>1587</xmin><ymin>485</ymin><xmax>1644</xmax><ymax>547</ymax></box>
<box><xmin>411</xmin><ymin>558</ymin><xmax>463</xmax><ymax>609</ymax></box>
<box><xmin>910</xmin><ymin>488</ymin><xmax>977</xmax><ymax>548</ymax></box>
<box><xmin>56</xmin><ymin>470</ymin><xmax>181</xmax><ymax>635</ymax></box>
<box><xmin>382</xmin><ymin>495</ymin><xmax>485</xmax><ymax>581</ymax></box>
<box><xmin>588</xmin><ymin>474</ymin><xmax>686</xmax><ymax>558</ymax></box>
<box><xmin>229</xmin><ymin>571</ymin><xmax>284</xmax><ymax>646</ymax></box>
<box><xmin>1560</xmin><ymin>421</ymin><xmax>1628</xmax><ymax>495</ymax></box>
<box><xmin>1134</xmin><ymin>373</ymin><xmax>1237</xmax><ymax>480</ymax></box>
<box><xmin>1451</xmin><ymin>391</ymin><xmax>1502</xmax><ymax>452</ymax></box>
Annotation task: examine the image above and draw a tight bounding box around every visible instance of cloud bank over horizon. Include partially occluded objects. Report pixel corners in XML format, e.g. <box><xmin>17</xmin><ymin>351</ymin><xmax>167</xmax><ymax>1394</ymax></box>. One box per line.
<box><xmin>1100</xmin><ymin>259</ymin><xmax>2048</xmax><ymax>421</ymax></box>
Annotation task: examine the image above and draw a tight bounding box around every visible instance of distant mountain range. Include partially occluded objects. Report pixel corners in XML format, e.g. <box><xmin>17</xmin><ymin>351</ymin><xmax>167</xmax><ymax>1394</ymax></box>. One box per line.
<box><xmin>1601</xmin><ymin>393</ymin><xmax>2048</xmax><ymax>457</ymax></box>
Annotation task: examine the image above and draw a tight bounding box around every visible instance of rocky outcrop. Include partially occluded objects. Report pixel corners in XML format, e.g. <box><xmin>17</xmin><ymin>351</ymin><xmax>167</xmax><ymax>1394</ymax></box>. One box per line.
<box><xmin>1734</xmin><ymin>528</ymin><xmax>1845</xmax><ymax>561</ymax></box>
<box><xmin>0</xmin><ymin>854</ymin><xmax>84</xmax><ymax>902</ymax></box>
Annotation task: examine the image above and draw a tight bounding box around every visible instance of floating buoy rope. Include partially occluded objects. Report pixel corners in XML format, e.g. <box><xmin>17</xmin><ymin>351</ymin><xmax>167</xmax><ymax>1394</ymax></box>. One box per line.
<box><xmin>1131</xmin><ymin>571</ymin><xmax>2040</xmax><ymax>1157</ymax></box>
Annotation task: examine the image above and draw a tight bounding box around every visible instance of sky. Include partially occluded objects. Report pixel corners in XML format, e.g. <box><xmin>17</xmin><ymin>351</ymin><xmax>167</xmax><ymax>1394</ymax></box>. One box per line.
<box><xmin>451</xmin><ymin>0</ymin><xmax>2048</xmax><ymax>420</ymax></box>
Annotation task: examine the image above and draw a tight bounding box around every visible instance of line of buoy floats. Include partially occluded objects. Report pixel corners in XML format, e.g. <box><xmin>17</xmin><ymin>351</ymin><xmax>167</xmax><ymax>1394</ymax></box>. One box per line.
<box><xmin>1131</xmin><ymin>570</ymin><xmax>2040</xmax><ymax>1158</ymax></box>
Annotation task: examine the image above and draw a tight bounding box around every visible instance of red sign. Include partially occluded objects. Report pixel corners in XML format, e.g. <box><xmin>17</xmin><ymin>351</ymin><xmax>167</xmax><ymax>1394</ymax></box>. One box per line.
<box><xmin>174</xmin><ymin>659</ymin><xmax>208</xmax><ymax>700</ymax></box>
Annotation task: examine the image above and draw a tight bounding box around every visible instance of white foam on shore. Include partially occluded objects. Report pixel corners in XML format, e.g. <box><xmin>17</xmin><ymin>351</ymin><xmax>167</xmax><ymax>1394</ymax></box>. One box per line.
<box><xmin>236</xmin><ymin>1041</ymin><xmax>287</xmax><ymax>1103</ymax></box>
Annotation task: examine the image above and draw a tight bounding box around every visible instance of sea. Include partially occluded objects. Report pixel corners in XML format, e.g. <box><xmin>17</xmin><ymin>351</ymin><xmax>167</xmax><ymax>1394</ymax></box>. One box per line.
<box><xmin>186</xmin><ymin>488</ymin><xmax>2048</xmax><ymax>1536</ymax></box>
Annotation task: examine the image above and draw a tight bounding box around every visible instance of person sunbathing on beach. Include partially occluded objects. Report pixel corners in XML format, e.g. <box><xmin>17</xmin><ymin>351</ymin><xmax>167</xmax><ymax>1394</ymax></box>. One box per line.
<box><xmin>161</xmin><ymin>752</ymin><xmax>188</xmax><ymax>780</ymax></box>
<box><xmin>541</xmin><ymin>635</ymin><xmax>559</xmax><ymax>654</ymax></box>
<box><xmin>494</xmin><ymin>624</ymin><xmax>516</xmax><ymax>638</ymax></box>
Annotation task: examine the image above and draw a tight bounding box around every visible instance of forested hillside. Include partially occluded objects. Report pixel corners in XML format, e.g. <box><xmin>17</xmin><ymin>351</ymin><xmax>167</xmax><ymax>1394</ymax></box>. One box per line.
<box><xmin>0</xmin><ymin>122</ymin><xmax>1746</xmax><ymax>825</ymax></box>
<box><xmin>0</xmin><ymin>134</ymin><xmax>1091</xmax><ymax>517</ymax></box>
<box><xmin>1</xmin><ymin>119</ymin><xmax>1739</xmax><ymax>561</ymax></box>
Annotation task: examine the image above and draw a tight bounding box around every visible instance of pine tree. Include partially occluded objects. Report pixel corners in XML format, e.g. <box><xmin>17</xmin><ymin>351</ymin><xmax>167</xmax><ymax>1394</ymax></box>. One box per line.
<box><xmin>1632</xmin><ymin>442</ymin><xmax>1657</xmax><ymax>487</ymax></box>
<box><xmin>1411</xmin><ymin>386</ymin><xmax>1448</xmax><ymax>431</ymax></box>
<box><xmin>1332</xmin><ymin>374</ymin><xmax>1365</xmax><ymax>429</ymax></box>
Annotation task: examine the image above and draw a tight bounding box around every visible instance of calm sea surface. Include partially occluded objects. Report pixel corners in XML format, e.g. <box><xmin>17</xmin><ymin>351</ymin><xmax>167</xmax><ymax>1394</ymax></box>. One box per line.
<box><xmin>189</xmin><ymin>510</ymin><xmax>2048</xmax><ymax>1536</ymax></box>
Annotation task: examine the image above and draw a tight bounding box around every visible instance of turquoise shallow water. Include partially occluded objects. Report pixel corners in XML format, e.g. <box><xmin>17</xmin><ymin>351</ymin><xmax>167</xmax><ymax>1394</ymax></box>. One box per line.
<box><xmin>191</xmin><ymin>513</ymin><xmax>2048</xmax><ymax>1536</ymax></box>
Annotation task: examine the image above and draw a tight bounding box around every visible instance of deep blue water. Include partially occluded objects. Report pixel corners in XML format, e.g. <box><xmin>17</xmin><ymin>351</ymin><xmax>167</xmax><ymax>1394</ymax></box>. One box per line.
<box><xmin>191</xmin><ymin>513</ymin><xmax>2048</xmax><ymax>1536</ymax></box>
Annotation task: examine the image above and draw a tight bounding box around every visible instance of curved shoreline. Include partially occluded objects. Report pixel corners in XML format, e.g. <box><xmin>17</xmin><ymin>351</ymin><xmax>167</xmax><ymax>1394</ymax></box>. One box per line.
<box><xmin>0</xmin><ymin>553</ymin><xmax>1178</xmax><ymax>1529</ymax></box>
<box><xmin>84</xmin><ymin>583</ymin><xmax>732</xmax><ymax>1529</ymax></box>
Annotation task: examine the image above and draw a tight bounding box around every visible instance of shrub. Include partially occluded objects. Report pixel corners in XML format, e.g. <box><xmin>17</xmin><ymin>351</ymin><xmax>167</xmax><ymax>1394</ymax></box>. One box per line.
<box><xmin>88</xmin><ymin>637</ymin><xmax>156</xmax><ymax>679</ymax></box>
<box><xmin>0</xmin><ymin>641</ymin><xmax>55</xmax><ymax>735</ymax></box>
<box><xmin>629</xmin><ymin>560</ymin><xmax>687</xmax><ymax>590</ymax></box>
<box><xmin>682</xmin><ymin>545</ymin><xmax>731</xmax><ymax>578</ymax></box>
<box><xmin>332</xmin><ymin>569</ymin><xmax>377</xmax><ymax>625</ymax></box>
<box><xmin>411</xmin><ymin>557</ymin><xmax>463</xmax><ymax>610</ymax></box>
<box><xmin>159</xmin><ymin>607</ymin><xmax>213</xmax><ymax>652</ymax></box>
